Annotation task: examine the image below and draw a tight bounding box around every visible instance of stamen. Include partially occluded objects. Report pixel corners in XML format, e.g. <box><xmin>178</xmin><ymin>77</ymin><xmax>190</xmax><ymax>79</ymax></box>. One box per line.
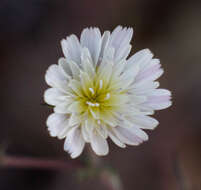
<box><xmin>99</xmin><ymin>80</ymin><xmax>103</xmax><ymax>90</ymax></box>
<box><xmin>86</xmin><ymin>101</ymin><xmax>96</xmax><ymax>107</ymax></box>
<box><xmin>104</xmin><ymin>93</ymin><xmax>110</xmax><ymax>100</ymax></box>
<box><xmin>95</xmin><ymin>103</ymin><xmax>100</xmax><ymax>107</ymax></box>
<box><xmin>90</xmin><ymin>109</ymin><xmax>98</xmax><ymax>119</ymax></box>
<box><xmin>89</xmin><ymin>87</ymin><xmax>95</xmax><ymax>95</ymax></box>
<box><xmin>86</xmin><ymin>101</ymin><xmax>100</xmax><ymax>107</ymax></box>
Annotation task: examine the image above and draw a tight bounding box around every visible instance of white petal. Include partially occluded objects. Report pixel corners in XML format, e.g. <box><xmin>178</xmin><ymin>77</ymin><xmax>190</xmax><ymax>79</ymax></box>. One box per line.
<box><xmin>68</xmin><ymin>60</ymin><xmax>80</xmax><ymax>80</ymax></box>
<box><xmin>127</xmin><ymin>115</ymin><xmax>159</xmax><ymax>130</ymax></box>
<box><xmin>141</xmin><ymin>58</ymin><xmax>160</xmax><ymax>71</ymax></box>
<box><xmin>99</xmin><ymin>31</ymin><xmax>110</xmax><ymax>60</ymax></box>
<box><xmin>81</xmin><ymin>124</ymin><xmax>90</xmax><ymax>142</ymax></box>
<box><xmin>126</xmin><ymin>49</ymin><xmax>153</xmax><ymax>70</ymax></box>
<box><xmin>44</xmin><ymin>88</ymin><xmax>66</xmax><ymax>106</ymax></box>
<box><xmin>68</xmin><ymin>79</ymin><xmax>83</xmax><ymax>95</ymax></box>
<box><xmin>143</xmin><ymin>89</ymin><xmax>172</xmax><ymax>110</ymax></box>
<box><xmin>64</xmin><ymin>127</ymin><xmax>85</xmax><ymax>158</ymax></box>
<box><xmin>97</xmin><ymin>61</ymin><xmax>113</xmax><ymax>88</ymax></box>
<box><xmin>109</xmin><ymin>26</ymin><xmax>123</xmax><ymax>44</ymax></box>
<box><xmin>54</xmin><ymin>99</ymin><xmax>72</xmax><ymax>113</ymax></box>
<box><xmin>122</xmin><ymin>120</ymin><xmax>149</xmax><ymax>141</ymax></box>
<box><xmin>120</xmin><ymin>64</ymin><xmax>139</xmax><ymax>89</ymax></box>
<box><xmin>129</xmin><ymin>95</ymin><xmax>147</xmax><ymax>105</ymax></box>
<box><xmin>108</xmin><ymin>128</ymin><xmax>126</xmax><ymax>148</ymax></box>
<box><xmin>68</xmin><ymin>113</ymin><xmax>81</xmax><ymax>127</ymax></box>
<box><xmin>67</xmin><ymin>101</ymin><xmax>85</xmax><ymax>113</ymax></box>
<box><xmin>58</xmin><ymin>58</ymin><xmax>72</xmax><ymax>78</ymax></box>
<box><xmin>61</xmin><ymin>34</ymin><xmax>82</xmax><ymax>64</ymax></box>
<box><xmin>122</xmin><ymin>105</ymin><xmax>153</xmax><ymax>116</ymax></box>
<box><xmin>144</xmin><ymin>101</ymin><xmax>172</xmax><ymax>110</ymax></box>
<box><xmin>96</xmin><ymin>125</ymin><xmax>108</xmax><ymax>139</ymax></box>
<box><xmin>135</xmin><ymin>59</ymin><xmax>163</xmax><ymax>83</ymax></box>
<box><xmin>80</xmin><ymin>27</ymin><xmax>102</xmax><ymax>65</ymax></box>
<box><xmin>46</xmin><ymin>113</ymin><xmax>70</xmax><ymax>139</ymax></box>
<box><xmin>135</xmin><ymin>68</ymin><xmax>164</xmax><ymax>84</ymax></box>
<box><xmin>109</xmin><ymin>26</ymin><xmax>133</xmax><ymax>61</ymax></box>
<box><xmin>115</xmin><ymin>44</ymin><xmax>132</xmax><ymax>62</ymax></box>
<box><xmin>102</xmin><ymin>47</ymin><xmax>115</xmax><ymax>62</ymax></box>
<box><xmin>45</xmin><ymin>64</ymin><xmax>68</xmax><ymax>91</ymax></box>
<box><xmin>81</xmin><ymin>48</ymin><xmax>95</xmax><ymax>77</ymax></box>
<box><xmin>54</xmin><ymin>104</ymin><xmax>69</xmax><ymax>113</ymax></box>
<box><xmin>90</xmin><ymin>132</ymin><xmax>109</xmax><ymax>156</ymax></box>
<box><xmin>112</xmin><ymin>126</ymin><xmax>144</xmax><ymax>146</ymax></box>
<box><xmin>80</xmin><ymin>71</ymin><xmax>93</xmax><ymax>97</ymax></box>
<box><xmin>112</xmin><ymin>59</ymin><xmax>126</xmax><ymax>77</ymax></box>
<box><xmin>84</xmin><ymin>119</ymin><xmax>94</xmax><ymax>134</ymax></box>
<box><xmin>149</xmin><ymin>89</ymin><xmax>171</xmax><ymax>96</ymax></box>
<box><xmin>134</xmin><ymin>104</ymin><xmax>155</xmax><ymax>113</ymax></box>
<box><xmin>130</xmin><ymin>81</ymin><xmax>159</xmax><ymax>95</ymax></box>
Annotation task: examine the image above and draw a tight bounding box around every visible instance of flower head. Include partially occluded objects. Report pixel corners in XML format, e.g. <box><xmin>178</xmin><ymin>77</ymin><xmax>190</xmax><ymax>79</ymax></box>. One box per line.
<box><xmin>44</xmin><ymin>26</ymin><xmax>172</xmax><ymax>158</ymax></box>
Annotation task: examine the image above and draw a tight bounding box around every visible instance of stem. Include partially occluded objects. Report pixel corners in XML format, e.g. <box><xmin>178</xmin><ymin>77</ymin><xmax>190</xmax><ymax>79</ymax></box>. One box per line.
<box><xmin>1</xmin><ymin>155</ymin><xmax>84</xmax><ymax>170</ymax></box>
<box><xmin>100</xmin><ymin>170</ymin><xmax>123</xmax><ymax>190</ymax></box>
<box><xmin>86</xmin><ymin>146</ymin><xmax>123</xmax><ymax>190</ymax></box>
<box><xmin>1</xmin><ymin>152</ymin><xmax>123</xmax><ymax>190</ymax></box>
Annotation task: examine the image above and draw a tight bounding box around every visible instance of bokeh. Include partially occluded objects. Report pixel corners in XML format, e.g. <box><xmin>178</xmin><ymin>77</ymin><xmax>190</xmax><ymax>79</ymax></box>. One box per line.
<box><xmin>1</xmin><ymin>0</ymin><xmax>201</xmax><ymax>189</ymax></box>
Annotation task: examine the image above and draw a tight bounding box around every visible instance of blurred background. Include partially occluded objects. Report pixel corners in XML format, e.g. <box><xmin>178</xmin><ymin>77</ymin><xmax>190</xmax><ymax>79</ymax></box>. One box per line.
<box><xmin>1</xmin><ymin>0</ymin><xmax>201</xmax><ymax>189</ymax></box>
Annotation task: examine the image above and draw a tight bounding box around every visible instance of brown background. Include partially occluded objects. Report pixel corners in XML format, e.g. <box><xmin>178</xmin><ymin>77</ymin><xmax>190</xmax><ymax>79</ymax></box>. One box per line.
<box><xmin>1</xmin><ymin>0</ymin><xmax>201</xmax><ymax>189</ymax></box>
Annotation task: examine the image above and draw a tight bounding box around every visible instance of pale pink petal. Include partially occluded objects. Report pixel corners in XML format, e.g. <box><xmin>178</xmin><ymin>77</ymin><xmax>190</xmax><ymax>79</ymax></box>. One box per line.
<box><xmin>90</xmin><ymin>132</ymin><xmax>109</xmax><ymax>156</ymax></box>
<box><xmin>46</xmin><ymin>113</ymin><xmax>70</xmax><ymax>139</ymax></box>
<box><xmin>44</xmin><ymin>88</ymin><xmax>67</xmax><ymax>106</ymax></box>
<box><xmin>58</xmin><ymin>58</ymin><xmax>72</xmax><ymax>78</ymax></box>
<box><xmin>107</xmin><ymin>128</ymin><xmax>126</xmax><ymax>148</ymax></box>
<box><xmin>142</xmin><ymin>89</ymin><xmax>172</xmax><ymax>110</ymax></box>
<box><xmin>80</xmin><ymin>27</ymin><xmax>102</xmax><ymax>65</ymax></box>
<box><xmin>126</xmin><ymin>49</ymin><xmax>153</xmax><ymax>70</ymax></box>
<box><xmin>99</xmin><ymin>31</ymin><xmax>110</xmax><ymax>60</ymax></box>
<box><xmin>111</xmin><ymin>126</ymin><xmax>145</xmax><ymax>146</ymax></box>
<box><xmin>135</xmin><ymin>59</ymin><xmax>161</xmax><ymax>82</ymax></box>
<box><xmin>64</xmin><ymin>127</ymin><xmax>85</xmax><ymax>158</ymax></box>
<box><xmin>45</xmin><ymin>64</ymin><xmax>68</xmax><ymax>91</ymax></box>
<box><xmin>61</xmin><ymin>34</ymin><xmax>82</xmax><ymax>64</ymax></box>
<box><xmin>109</xmin><ymin>26</ymin><xmax>133</xmax><ymax>61</ymax></box>
<box><xmin>128</xmin><ymin>115</ymin><xmax>159</xmax><ymax>130</ymax></box>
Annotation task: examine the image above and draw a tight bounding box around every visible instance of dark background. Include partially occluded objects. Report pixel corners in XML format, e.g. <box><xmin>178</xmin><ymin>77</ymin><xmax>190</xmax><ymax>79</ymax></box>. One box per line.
<box><xmin>1</xmin><ymin>0</ymin><xmax>201</xmax><ymax>189</ymax></box>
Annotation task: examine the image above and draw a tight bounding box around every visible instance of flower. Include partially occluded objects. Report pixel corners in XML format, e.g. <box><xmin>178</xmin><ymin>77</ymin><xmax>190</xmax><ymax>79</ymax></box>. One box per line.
<box><xmin>44</xmin><ymin>26</ymin><xmax>172</xmax><ymax>158</ymax></box>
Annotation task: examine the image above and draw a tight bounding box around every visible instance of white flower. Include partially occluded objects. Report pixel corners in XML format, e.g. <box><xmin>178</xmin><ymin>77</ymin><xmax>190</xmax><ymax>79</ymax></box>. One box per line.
<box><xmin>44</xmin><ymin>26</ymin><xmax>172</xmax><ymax>158</ymax></box>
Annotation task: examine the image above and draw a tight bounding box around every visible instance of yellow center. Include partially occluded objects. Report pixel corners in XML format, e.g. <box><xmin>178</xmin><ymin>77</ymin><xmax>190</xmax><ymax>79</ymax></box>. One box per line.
<box><xmin>68</xmin><ymin>65</ymin><xmax>129</xmax><ymax>128</ymax></box>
